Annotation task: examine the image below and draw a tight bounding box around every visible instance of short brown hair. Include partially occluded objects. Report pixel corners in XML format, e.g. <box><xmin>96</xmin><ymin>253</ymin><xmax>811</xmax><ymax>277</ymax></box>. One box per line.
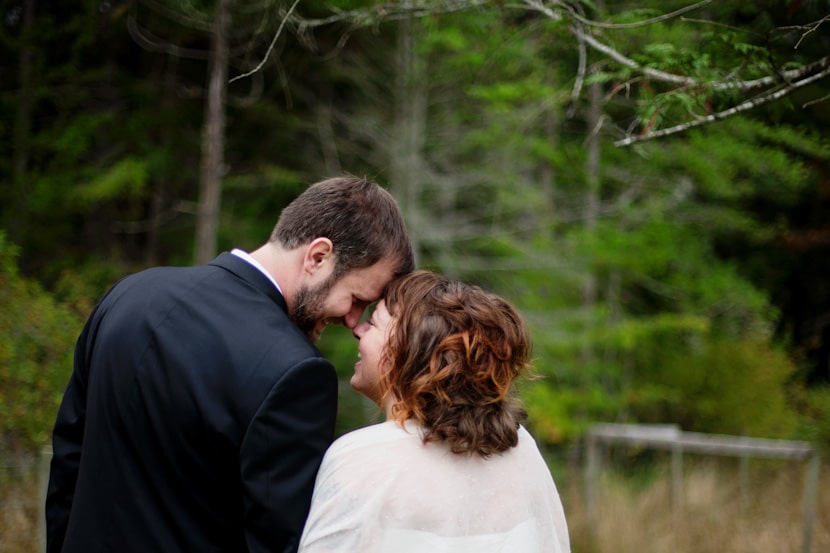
<box><xmin>381</xmin><ymin>271</ymin><xmax>531</xmax><ymax>457</ymax></box>
<box><xmin>272</xmin><ymin>175</ymin><xmax>415</xmax><ymax>278</ymax></box>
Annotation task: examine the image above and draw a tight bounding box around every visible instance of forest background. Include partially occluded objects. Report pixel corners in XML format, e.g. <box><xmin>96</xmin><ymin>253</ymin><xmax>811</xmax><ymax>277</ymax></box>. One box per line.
<box><xmin>0</xmin><ymin>1</ymin><xmax>829</xmax><ymax>548</ymax></box>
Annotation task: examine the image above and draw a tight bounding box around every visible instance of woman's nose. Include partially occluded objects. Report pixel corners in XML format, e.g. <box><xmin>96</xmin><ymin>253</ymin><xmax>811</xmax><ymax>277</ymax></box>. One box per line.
<box><xmin>352</xmin><ymin>320</ymin><xmax>368</xmax><ymax>339</ymax></box>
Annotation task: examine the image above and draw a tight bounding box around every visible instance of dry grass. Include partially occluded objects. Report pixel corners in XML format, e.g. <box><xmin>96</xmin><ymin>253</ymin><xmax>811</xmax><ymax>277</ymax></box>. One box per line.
<box><xmin>0</xmin><ymin>456</ymin><xmax>41</xmax><ymax>553</ymax></box>
<box><xmin>565</xmin><ymin>456</ymin><xmax>829</xmax><ymax>553</ymax></box>
<box><xmin>1</xmin><ymin>453</ymin><xmax>827</xmax><ymax>553</ymax></box>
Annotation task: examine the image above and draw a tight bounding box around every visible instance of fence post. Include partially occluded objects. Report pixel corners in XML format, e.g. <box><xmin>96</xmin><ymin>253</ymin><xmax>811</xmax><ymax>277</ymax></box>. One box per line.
<box><xmin>39</xmin><ymin>445</ymin><xmax>52</xmax><ymax>553</ymax></box>
<box><xmin>801</xmin><ymin>452</ymin><xmax>820</xmax><ymax>553</ymax></box>
<box><xmin>671</xmin><ymin>442</ymin><xmax>683</xmax><ymax>531</ymax></box>
<box><xmin>585</xmin><ymin>432</ymin><xmax>600</xmax><ymax>529</ymax></box>
<box><xmin>739</xmin><ymin>454</ymin><xmax>751</xmax><ymax>515</ymax></box>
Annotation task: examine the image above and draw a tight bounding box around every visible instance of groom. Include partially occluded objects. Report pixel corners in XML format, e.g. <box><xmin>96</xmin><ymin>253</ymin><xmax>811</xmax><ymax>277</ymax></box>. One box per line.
<box><xmin>45</xmin><ymin>176</ymin><xmax>415</xmax><ymax>553</ymax></box>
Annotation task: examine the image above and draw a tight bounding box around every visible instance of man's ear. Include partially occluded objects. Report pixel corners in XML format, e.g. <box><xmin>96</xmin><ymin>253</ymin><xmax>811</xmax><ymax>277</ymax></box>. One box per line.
<box><xmin>303</xmin><ymin>237</ymin><xmax>334</xmax><ymax>274</ymax></box>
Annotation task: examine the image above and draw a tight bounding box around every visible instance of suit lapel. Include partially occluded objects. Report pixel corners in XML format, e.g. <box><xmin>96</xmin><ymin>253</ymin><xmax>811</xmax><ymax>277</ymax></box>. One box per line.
<box><xmin>208</xmin><ymin>252</ymin><xmax>288</xmax><ymax>312</ymax></box>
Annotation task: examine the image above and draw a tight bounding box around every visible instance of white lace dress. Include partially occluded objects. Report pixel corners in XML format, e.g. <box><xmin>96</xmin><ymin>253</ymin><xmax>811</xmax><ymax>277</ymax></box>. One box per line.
<box><xmin>298</xmin><ymin>420</ymin><xmax>570</xmax><ymax>553</ymax></box>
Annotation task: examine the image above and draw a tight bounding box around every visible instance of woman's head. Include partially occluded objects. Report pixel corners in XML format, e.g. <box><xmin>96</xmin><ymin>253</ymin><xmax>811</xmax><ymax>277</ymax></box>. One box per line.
<box><xmin>352</xmin><ymin>270</ymin><xmax>532</xmax><ymax>457</ymax></box>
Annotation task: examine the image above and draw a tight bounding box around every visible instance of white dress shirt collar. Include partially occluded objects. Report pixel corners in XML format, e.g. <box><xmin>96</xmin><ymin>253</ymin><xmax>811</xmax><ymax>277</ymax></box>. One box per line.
<box><xmin>231</xmin><ymin>248</ymin><xmax>283</xmax><ymax>295</ymax></box>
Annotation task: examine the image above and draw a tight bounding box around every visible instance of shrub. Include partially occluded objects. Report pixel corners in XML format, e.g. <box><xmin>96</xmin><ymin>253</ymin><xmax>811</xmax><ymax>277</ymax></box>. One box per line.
<box><xmin>0</xmin><ymin>232</ymin><xmax>83</xmax><ymax>453</ymax></box>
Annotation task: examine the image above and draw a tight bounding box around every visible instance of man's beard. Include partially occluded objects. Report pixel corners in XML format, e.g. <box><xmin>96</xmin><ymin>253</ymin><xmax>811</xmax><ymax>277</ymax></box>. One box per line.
<box><xmin>291</xmin><ymin>274</ymin><xmax>336</xmax><ymax>342</ymax></box>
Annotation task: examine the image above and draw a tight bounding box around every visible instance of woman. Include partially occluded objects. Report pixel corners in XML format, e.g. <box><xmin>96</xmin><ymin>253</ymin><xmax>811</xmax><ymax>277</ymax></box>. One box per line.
<box><xmin>298</xmin><ymin>271</ymin><xmax>570</xmax><ymax>553</ymax></box>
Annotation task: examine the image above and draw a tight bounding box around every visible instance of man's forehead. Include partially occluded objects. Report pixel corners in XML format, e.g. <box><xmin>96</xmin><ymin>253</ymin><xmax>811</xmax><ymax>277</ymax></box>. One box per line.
<box><xmin>352</xmin><ymin>261</ymin><xmax>397</xmax><ymax>296</ymax></box>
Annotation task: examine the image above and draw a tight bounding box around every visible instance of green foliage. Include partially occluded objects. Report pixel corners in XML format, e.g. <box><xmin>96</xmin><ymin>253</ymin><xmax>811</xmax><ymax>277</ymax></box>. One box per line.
<box><xmin>635</xmin><ymin>337</ymin><xmax>799</xmax><ymax>438</ymax></box>
<box><xmin>73</xmin><ymin>157</ymin><xmax>149</xmax><ymax>207</ymax></box>
<box><xmin>486</xmin><ymin>121</ymin><xmax>809</xmax><ymax>442</ymax></box>
<box><xmin>678</xmin><ymin>120</ymin><xmax>812</xmax><ymax>205</ymax></box>
<box><xmin>0</xmin><ymin>233</ymin><xmax>83</xmax><ymax>452</ymax></box>
<box><xmin>2</xmin><ymin>0</ymin><xmax>827</xmax><ymax>456</ymax></box>
<box><xmin>524</xmin><ymin>379</ymin><xmax>621</xmax><ymax>443</ymax></box>
<box><xmin>374</xmin><ymin>5</ymin><xmax>819</xmax><ymax>448</ymax></box>
<box><xmin>790</xmin><ymin>385</ymin><xmax>830</xmax><ymax>450</ymax></box>
<box><xmin>219</xmin><ymin>166</ymin><xmax>307</xmax><ymax>251</ymax></box>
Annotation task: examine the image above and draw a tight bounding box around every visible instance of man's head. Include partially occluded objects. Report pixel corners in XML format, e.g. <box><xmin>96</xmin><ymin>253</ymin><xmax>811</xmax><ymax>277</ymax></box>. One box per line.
<box><xmin>269</xmin><ymin>176</ymin><xmax>415</xmax><ymax>342</ymax></box>
<box><xmin>272</xmin><ymin>175</ymin><xmax>414</xmax><ymax>279</ymax></box>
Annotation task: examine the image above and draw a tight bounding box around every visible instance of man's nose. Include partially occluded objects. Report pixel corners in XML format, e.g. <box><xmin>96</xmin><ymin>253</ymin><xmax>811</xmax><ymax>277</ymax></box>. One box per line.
<box><xmin>343</xmin><ymin>304</ymin><xmax>366</xmax><ymax>330</ymax></box>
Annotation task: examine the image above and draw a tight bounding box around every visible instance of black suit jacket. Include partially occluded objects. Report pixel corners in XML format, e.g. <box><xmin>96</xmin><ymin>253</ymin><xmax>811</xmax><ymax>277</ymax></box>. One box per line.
<box><xmin>46</xmin><ymin>252</ymin><xmax>338</xmax><ymax>553</ymax></box>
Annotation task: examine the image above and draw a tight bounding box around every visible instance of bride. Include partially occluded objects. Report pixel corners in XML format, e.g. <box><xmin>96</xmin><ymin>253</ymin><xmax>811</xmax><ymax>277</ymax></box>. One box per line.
<box><xmin>298</xmin><ymin>270</ymin><xmax>570</xmax><ymax>553</ymax></box>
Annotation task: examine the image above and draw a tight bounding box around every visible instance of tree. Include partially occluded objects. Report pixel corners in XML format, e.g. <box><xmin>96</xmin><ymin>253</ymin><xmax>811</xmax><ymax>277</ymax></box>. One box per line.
<box><xmin>7</xmin><ymin>0</ymin><xmax>34</xmax><ymax>248</ymax></box>
<box><xmin>278</xmin><ymin>0</ymin><xmax>830</xmax><ymax>146</ymax></box>
<box><xmin>1</xmin><ymin>0</ymin><xmax>827</xmax><ymax>449</ymax></box>
<box><xmin>195</xmin><ymin>0</ymin><xmax>231</xmax><ymax>264</ymax></box>
<box><xmin>0</xmin><ymin>232</ymin><xmax>83</xmax><ymax>452</ymax></box>
<box><xmin>276</xmin><ymin>1</ymin><xmax>824</xmax><ymax>440</ymax></box>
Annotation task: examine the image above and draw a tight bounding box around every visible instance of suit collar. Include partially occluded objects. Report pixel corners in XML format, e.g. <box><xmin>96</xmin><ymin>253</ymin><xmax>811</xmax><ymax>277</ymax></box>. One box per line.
<box><xmin>209</xmin><ymin>252</ymin><xmax>288</xmax><ymax>312</ymax></box>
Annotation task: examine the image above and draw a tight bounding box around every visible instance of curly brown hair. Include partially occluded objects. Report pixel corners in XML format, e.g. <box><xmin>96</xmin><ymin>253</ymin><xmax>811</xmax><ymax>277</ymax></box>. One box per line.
<box><xmin>381</xmin><ymin>271</ymin><xmax>532</xmax><ymax>457</ymax></box>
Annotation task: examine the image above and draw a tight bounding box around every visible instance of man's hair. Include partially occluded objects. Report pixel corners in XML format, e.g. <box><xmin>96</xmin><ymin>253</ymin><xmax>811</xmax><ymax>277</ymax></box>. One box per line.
<box><xmin>272</xmin><ymin>175</ymin><xmax>415</xmax><ymax>278</ymax></box>
<box><xmin>381</xmin><ymin>270</ymin><xmax>532</xmax><ymax>457</ymax></box>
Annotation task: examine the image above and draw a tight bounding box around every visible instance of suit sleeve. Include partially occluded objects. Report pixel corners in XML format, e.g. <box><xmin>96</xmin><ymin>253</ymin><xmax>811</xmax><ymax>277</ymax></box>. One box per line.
<box><xmin>240</xmin><ymin>356</ymin><xmax>338</xmax><ymax>553</ymax></box>
<box><xmin>44</xmin><ymin>312</ymin><xmax>97</xmax><ymax>553</ymax></box>
<box><xmin>44</xmin><ymin>281</ymin><xmax>122</xmax><ymax>553</ymax></box>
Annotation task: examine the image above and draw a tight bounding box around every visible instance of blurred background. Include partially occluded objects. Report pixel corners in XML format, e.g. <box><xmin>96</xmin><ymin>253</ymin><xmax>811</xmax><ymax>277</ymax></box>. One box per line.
<box><xmin>1</xmin><ymin>0</ymin><xmax>828</xmax><ymax>551</ymax></box>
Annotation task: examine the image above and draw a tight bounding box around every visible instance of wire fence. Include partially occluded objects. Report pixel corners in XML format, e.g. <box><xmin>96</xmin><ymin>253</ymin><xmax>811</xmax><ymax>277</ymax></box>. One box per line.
<box><xmin>585</xmin><ymin>424</ymin><xmax>821</xmax><ymax>553</ymax></box>
<box><xmin>3</xmin><ymin>433</ymin><xmax>822</xmax><ymax>553</ymax></box>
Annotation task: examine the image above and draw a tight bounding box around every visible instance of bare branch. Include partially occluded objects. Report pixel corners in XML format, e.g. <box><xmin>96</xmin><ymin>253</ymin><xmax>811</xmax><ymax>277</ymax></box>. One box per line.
<box><xmin>794</xmin><ymin>14</ymin><xmax>830</xmax><ymax>49</ymax></box>
<box><xmin>137</xmin><ymin>0</ymin><xmax>213</xmax><ymax>31</ymax></box>
<box><xmin>520</xmin><ymin>2</ymin><xmax>830</xmax><ymax>98</ymax></box>
<box><xmin>566</xmin><ymin>22</ymin><xmax>830</xmax><ymax>93</ymax></box>
<box><xmin>127</xmin><ymin>11</ymin><xmax>210</xmax><ymax>60</ymax></box>
<box><xmin>244</xmin><ymin>0</ymin><xmax>830</xmax><ymax>145</ymax></box>
<box><xmin>280</xmin><ymin>1</ymin><xmax>827</xmax><ymax>93</ymax></box>
<box><xmin>568</xmin><ymin>22</ymin><xmax>587</xmax><ymax>118</ymax></box>
<box><xmin>570</xmin><ymin>24</ymin><xmax>694</xmax><ymax>86</ymax></box>
<box><xmin>229</xmin><ymin>0</ymin><xmax>301</xmax><ymax>83</ymax></box>
<box><xmin>559</xmin><ymin>0</ymin><xmax>713</xmax><ymax>30</ymax></box>
<box><xmin>614</xmin><ymin>63</ymin><xmax>830</xmax><ymax>147</ymax></box>
<box><xmin>292</xmin><ymin>0</ymin><xmax>491</xmax><ymax>29</ymax></box>
<box><xmin>680</xmin><ymin>16</ymin><xmax>753</xmax><ymax>35</ymax></box>
<box><xmin>802</xmin><ymin>91</ymin><xmax>830</xmax><ymax>109</ymax></box>
<box><xmin>521</xmin><ymin>0</ymin><xmax>563</xmax><ymax>22</ymax></box>
<box><xmin>714</xmin><ymin>56</ymin><xmax>830</xmax><ymax>91</ymax></box>
<box><xmin>129</xmin><ymin>2</ymin><xmax>268</xmax><ymax>61</ymax></box>
<box><xmin>228</xmin><ymin>0</ymin><xmax>492</xmax><ymax>80</ymax></box>
<box><xmin>227</xmin><ymin>68</ymin><xmax>263</xmax><ymax>107</ymax></box>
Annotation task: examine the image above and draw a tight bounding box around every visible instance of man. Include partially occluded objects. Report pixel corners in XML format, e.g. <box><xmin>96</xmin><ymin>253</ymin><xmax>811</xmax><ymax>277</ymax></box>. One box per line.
<box><xmin>45</xmin><ymin>176</ymin><xmax>415</xmax><ymax>553</ymax></box>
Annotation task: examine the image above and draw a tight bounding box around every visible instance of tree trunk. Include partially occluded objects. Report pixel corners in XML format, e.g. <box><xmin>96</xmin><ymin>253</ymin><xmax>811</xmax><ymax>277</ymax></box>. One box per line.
<box><xmin>145</xmin><ymin>54</ymin><xmax>180</xmax><ymax>267</ymax></box>
<box><xmin>10</xmin><ymin>0</ymin><xmax>35</xmax><ymax>246</ymax></box>
<box><xmin>195</xmin><ymin>0</ymin><xmax>231</xmax><ymax>265</ymax></box>
<box><xmin>389</xmin><ymin>14</ymin><xmax>426</xmax><ymax>266</ymax></box>
<box><xmin>583</xmin><ymin>76</ymin><xmax>602</xmax><ymax>314</ymax></box>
